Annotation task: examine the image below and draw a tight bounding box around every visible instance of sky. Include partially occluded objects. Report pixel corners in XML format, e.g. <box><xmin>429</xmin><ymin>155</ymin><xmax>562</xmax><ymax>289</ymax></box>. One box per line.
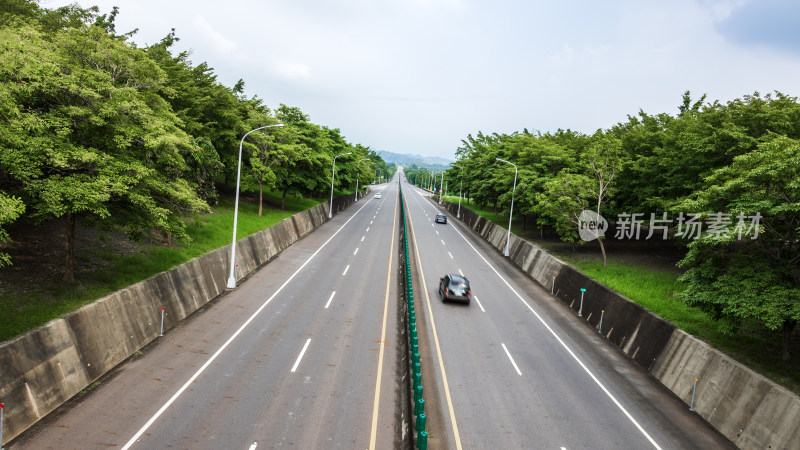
<box><xmin>41</xmin><ymin>0</ymin><xmax>800</xmax><ymax>161</ymax></box>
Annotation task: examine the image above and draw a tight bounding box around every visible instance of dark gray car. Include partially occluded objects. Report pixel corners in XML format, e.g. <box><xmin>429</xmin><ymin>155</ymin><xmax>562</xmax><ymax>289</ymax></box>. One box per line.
<box><xmin>439</xmin><ymin>274</ymin><xmax>471</xmax><ymax>303</ymax></box>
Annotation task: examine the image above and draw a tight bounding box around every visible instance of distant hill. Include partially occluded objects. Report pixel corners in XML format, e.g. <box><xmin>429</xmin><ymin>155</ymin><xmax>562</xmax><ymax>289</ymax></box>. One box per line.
<box><xmin>377</xmin><ymin>150</ymin><xmax>452</xmax><ymax>168</ymax></box>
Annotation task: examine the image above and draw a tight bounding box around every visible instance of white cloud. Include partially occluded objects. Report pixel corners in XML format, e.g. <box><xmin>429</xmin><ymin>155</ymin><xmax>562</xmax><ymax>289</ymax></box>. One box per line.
<box><xmin>38</xmin><ymin>0</ymin><xmax>800</xmax><ymax>159</ymax></box>
<box><xmin>190</xmin><ymin>15</ymin><xmax>238</xmax><ymax>54</ymax></box>
<box><xmin>270</xmin><ymin>60</ymin><xmax>312</xmax><ymax>81</ymax></box>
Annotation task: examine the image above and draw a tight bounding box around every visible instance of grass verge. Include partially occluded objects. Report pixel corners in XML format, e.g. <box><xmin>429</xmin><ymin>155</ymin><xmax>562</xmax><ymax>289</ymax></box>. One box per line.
<box><xmin>0</xmin><ymin>189</ymin><xmax>344</xmax><ymax>342</ymax></box>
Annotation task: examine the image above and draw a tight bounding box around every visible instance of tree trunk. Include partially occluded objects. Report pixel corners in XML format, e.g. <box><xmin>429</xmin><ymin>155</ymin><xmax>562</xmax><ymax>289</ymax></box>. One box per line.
<box><xmin>257</xmin><ymin>179</ymin><xmax>263</xmax><ymax>216</ymax></box>
<box><xmin>598</xmin><ymin>237</ymin><xmax>608</xmax><ymax>268</ymax></box>
<box><xmin>281</xmin><ymin>189</ymin><xmax>287</xmax><ymax>210</ymax></box>
<box><xmin>522</xmin><ymin>214</ymin><xmax>526</xmax><ymax>230</ymax></box>
<box><xmin>782</xmin><ymin>320</ymin><xmax>796</xmax><ymax>363</ymax></box>
<box><xmin>64</xmin><ymin>213</ymin><xmax>75</xmax><ymax>283</ymax></box>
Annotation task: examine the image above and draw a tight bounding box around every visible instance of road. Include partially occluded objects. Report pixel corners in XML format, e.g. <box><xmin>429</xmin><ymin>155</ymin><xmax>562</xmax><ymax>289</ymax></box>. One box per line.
<box><xmin>12</xmin><ymin>177</ymin><xmax>403</xmax><ymax>450</ymax></box>
<box><xmin>400</xmin><ymin>176</ymin><xmax>735</xmax><ymax>450</ymax></box>
<box><xmin>11</xmin><ymin>169</ymin><xmax>735</xmax><ymax>450</ymax></box>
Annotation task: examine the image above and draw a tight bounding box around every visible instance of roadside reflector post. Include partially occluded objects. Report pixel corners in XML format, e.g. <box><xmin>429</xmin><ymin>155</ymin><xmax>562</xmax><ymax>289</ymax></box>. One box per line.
<box><xmin>598</xmin><ymin>310</ymin><xmax>605</xmax><ymax>334</ymax></box>
<box><xmin>551</xmin><ymin>276</ymin><xmax>556</xmax><ymax>295</ymax></box>
<box><xmin>160</xmin><ymin>307</ymin><xmax>165</xmax><ymax>336</ymax></box>
<box><xmin>1</xmin><ymin>402</ymin><xmax>5</xmax><ymax>450</ymax></box>
<box><xmin>578</xmin><ymin>288</ymin><xmax>586</xmax><ymax>317</ymax></box>
<box><xmin>415</xmin><ymin>397</ymin><xmax>425</xmax><ymax>416</ymax></box>
<box><xmin>414</xmin><ymin>385</ymin><xmax>423</xmax><ymax>404</ymax></box>
<box><xmin>690</xmin><ymin>378</ymin><xmax>699</xmax><ymax>411</ymax></box>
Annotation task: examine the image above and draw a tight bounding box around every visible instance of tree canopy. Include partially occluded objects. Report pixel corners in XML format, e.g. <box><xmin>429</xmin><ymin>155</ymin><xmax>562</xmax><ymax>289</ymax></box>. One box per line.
<box><xmin>434</xmin><ymin>91</ymin><xmax>800</xmax><ymax>362</ymax></box>
<box><xmin>0</xmin><ymin>1</ymin><xmax>386</xmax><ymax>281</ymax></box>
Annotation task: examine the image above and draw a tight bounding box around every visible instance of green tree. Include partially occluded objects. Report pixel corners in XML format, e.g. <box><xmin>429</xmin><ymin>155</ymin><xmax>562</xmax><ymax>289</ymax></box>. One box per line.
<box><xmin>0</xmin><ymin>25</ymin><xmax>208</xmax><ymax>281</ymax></box>
<box><xmin>0</xmin><ymin>192</ymin><xmax>25</xmax><ymax>268</ymax></box>
<box><xmin>145</xmin><ymin>30</ymin><xmax>245</xmax><ymax>202</ymax></box>
<box><xmin>677</xmin><ymin>135</ymin><xmax>800</xmax><ymax>362</ymax></box>
<box><xmin>243</xmin><ymin>114</ymin><xmax>305</xmax><ymax>213</ymax></box>
<box><xmin>533</xmin><ymin>134</ymin><xmax>620</xmax><ymax>267</ymax></box>
<box><xmin>274</xmin><ymin>105</ymin><xmax>336</xmax><ymax>204</ymax></box>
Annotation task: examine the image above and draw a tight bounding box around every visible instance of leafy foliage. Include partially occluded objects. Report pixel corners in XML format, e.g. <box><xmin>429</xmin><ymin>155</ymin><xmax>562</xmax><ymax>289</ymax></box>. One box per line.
<box><xmin>446</xmin><ymin>91</ymin><xmax>800</xmax><ymax>361</ymax></box>
<box><xmin>0</xmin><ymin>2</ymin><xmax>384</xmax><ymax>281</ymax></box>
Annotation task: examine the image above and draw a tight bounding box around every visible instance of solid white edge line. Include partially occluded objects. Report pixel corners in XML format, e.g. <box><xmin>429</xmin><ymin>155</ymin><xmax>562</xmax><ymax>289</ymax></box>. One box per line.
<box><xmin>501</xmin><ymin>343</ymin><xmax>523</xmax><ymax>376</ymax></box>
<box><xmin>120</xmin><ymin>195</ymin><xmax>374</xmax><ymax>450</ymax></box>
<box><xmin>473</xmin><ymin>295</ymin><xmax>485</xmax><ymax>312</ymax></box>
<box><xmin>444</xmin><ymin>205</ymin><xmax>663</xmax><ymax>450</ymax></box>
<box><xmin>325</xmin><ymin>291</ymin><xmax>336</xmax><ymax>309</ymax></box>
<box><xmin>291</xmin><ymin>338</ymin><xmax>312</xmax><ymax>373</ymax></box>
<box><xmin>343</xmin><ymin>264</ymin><xmax>350</xmax><ymax>276</ymax></box>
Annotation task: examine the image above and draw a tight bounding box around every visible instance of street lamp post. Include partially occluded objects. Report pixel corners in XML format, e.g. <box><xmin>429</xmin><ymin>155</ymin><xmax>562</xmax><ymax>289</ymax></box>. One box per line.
<box><xmin>227</xmin><ymin>123</ymin><xmax>284</xmax><ymax>289</ymax></box>
<box><xmin>452</xmin><ymin>164</ymin><xmax>464</xmax><ymax>219</ymax></box>
<box><xmin>496</xmin><ymin>158</ymin><xmax>517</xmax><ymax>257</ymax></box>
<box><xmin>329</xmin><ymin>152</ymin><xmax>352</xmax><ymax>218</ymax></box>
<box><xmin>439</xmin><ymin>170</ymin><xmax>445</xmax><ymax>204</ymax></box>
<box><xmin>355</xmin><ymin>158</ymin><xmax>369</xmax><ymax>201</ymax></box>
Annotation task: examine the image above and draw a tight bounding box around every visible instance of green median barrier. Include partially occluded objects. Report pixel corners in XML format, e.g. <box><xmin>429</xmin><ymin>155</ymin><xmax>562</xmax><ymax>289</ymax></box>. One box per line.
<box><xmin>417</xmin><ymin>430</ymin><xmax>428</xmax><ymax>450</ymax></box>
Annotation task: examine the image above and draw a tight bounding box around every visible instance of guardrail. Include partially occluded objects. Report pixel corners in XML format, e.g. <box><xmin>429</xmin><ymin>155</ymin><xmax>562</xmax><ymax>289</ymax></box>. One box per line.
<box><xmin>399</xmin><ymin>185</ymin><xmax>428</xmax><ymax>449</ymax></box>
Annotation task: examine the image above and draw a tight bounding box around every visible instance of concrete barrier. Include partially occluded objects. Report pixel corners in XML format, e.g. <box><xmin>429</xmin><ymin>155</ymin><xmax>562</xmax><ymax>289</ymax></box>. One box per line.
<box><xmin>0</xmin><ymin>196</ymin><xmax>359</xmax><ymax>445</ymax></box>
<box><xmin>437</xmin><ymin>199</ymin><xmax>800</xmax><ymax>450</ymax></box>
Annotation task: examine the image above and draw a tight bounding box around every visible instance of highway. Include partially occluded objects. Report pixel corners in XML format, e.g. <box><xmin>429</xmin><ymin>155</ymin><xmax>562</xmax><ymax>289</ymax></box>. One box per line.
<box><xmin>400</xmin><ymin>175</ymin><xmax>735</xmax><ymax>449</ymax></box>
<box><xmin>10</xmin><ymin>168</ymin><xmax>736</xmax><ymax>450</ymax></box>
<box><xmin>12</xmin><ymin>176</ymin><xmax>403</xmax><ymax>449</ymax></box>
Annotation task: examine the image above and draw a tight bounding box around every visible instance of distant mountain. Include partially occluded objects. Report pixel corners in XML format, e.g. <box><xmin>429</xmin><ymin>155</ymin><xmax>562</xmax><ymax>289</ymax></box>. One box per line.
<box><xmin>377</xmin><ymin>150</ymin><xmax>452</xmax><ymax>168</ymax></box>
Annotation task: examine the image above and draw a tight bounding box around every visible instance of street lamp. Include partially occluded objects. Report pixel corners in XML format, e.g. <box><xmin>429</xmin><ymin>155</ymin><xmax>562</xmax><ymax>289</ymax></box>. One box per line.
<box><xmin>496</xmin><ymin>158</ymin><xmax>517</xmax><ymax>257</ymax></box>
<box><xmin>452</xmin><ymin>164</ymin><xmax>464</xmax><ymax>219</ymax></box>
<box><xmin>439</xmin><ymin>170</ymin><xmax>445</xmax><ymax>204</ymax></box>
<box><xmin>329</xmin><ymin>152</ymin><xmax>352</xmax><ymax>218</ymax></box>
<box><xmin>227</xmin><ymin>123</ymin><xmax>284</xmax><ymax>289</ymax></box>
<box><xmin>355</xmin><ymin>158</ymin><xmax>369</xmax><ymax>201</ymax></box>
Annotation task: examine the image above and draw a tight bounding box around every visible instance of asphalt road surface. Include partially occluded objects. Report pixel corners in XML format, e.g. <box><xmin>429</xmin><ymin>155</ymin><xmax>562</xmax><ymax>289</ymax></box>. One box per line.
<box><xmin>11</xmin><ymin>169</ymin><xmax>736</xmax><ymax>450</ymax></box>
<box><xmin>400</xmin><ymin>176</ymin><xmax>735</xmax><ymax>450</ymax></box>
<box><xmin>12</xmin><ymin>176</ymin><xmax>402</xmax><ymax>450</ymax></box>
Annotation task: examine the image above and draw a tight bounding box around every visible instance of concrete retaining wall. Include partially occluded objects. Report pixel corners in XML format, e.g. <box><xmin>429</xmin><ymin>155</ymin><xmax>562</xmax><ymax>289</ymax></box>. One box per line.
<box><xmin>0</xmin><ymin>196</ymin><xmax>356</xmax><ymax>445</ymax></box>
<box><xmin>439</xmin><ymin>199</ymin><xmax>800</xmax><ymax>450</ymax></box>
